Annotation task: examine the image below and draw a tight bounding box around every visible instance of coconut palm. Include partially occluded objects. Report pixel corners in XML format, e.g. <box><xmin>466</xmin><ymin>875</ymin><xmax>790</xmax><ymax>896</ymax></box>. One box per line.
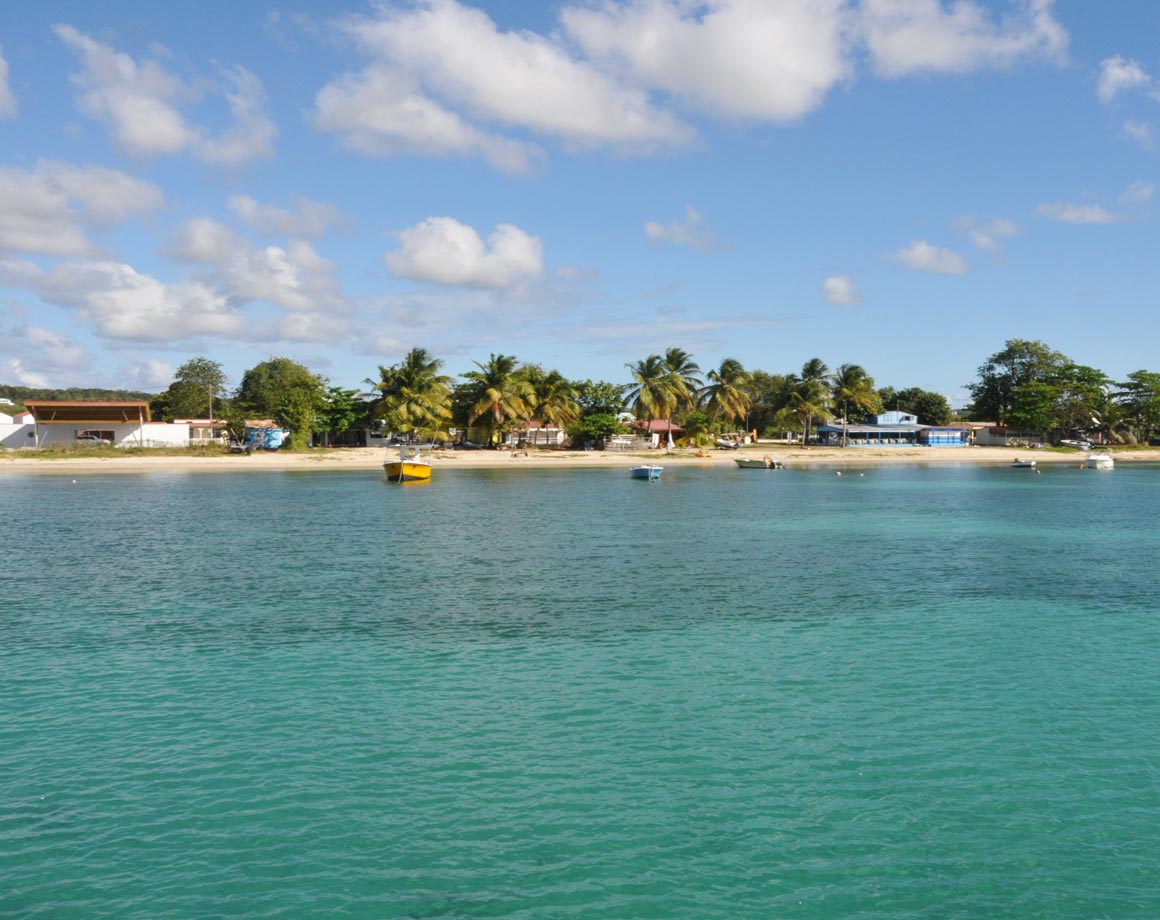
<box><xmin>516</xmin><ymin>365</ymin><xmax>581</xmax><ymax>441</ymax></box>
<box><xmin>830</xmin><ymin>363</ymin><xmax>878</xmax><ymax>447</ymax></box>
<box><xmin>700</xmin><ymin>358</ymin><xmax>753</xmax><ymax>429</ymax></box>
<box><xmin>661</xmin><ymin>347</ymin><xmax>702</xmax><ymax>445</ymax></box>
<box><xmin>789</xmin><ymin>358</ymin><xmax>831</xmax><ymax>447</ymax></box>
<box><xmin>460</xmin><ymin>353</ymin><xmax>535</xmax><ymax>447</ymax></box>
<box><xmin>371</xmin><ymin>347</ymin><xmax>453</xmax><ymax>440</ymax></box>
<box><xmin>625</xmin><ymin>354</ymin><xmax>675</xmax><ymax>440</ymax></box>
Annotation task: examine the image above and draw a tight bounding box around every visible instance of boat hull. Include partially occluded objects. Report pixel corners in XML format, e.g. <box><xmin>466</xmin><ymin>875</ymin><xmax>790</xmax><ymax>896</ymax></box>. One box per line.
<box><xmin>630</xmin><ymin>465</ymin><xmax>663</xmax><ymax>481</ymax></box>
<box><xmin>734</xmin><ymin>458</ymin><xmax>782</xmax><ymax>469</ymax></box>
<box><xmin>384</xmin><ymin>461</ymin><xmax>432</xmax><ymax>482</ymax></box>
<box><xmin>1085</xmin><ymin>452</ymin><xmax>1114</xmax><ymax>470</ymax></box>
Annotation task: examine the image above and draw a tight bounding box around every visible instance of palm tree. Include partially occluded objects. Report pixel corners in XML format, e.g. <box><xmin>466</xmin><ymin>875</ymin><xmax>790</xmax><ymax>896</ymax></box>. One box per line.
<box><xmin>517</xmin><ymin>366</ymin><xmax>581</xmax><ymax>444</ymax></box>
<box><xmin>625</xmin><ymin>354</ymin><xmax>675</xmax><ymax>442</ymax></box>
<box><xmin>661</xmin><ymin>347</ymin><xmax>702</xmax><ymax>446</ymax></box>
<box><xmin>371</xmin><ymin>347</ymin><xmax>453</xmax><ymax>440</ymax></box>
<box><xmin>700</xmin><ymin>358</ymin><xmax>753</xmax><ymax>430</ymax></box>
<box><xmin>790</xmin><ymin>358</ymin><xmax>831</xmax><ymax>447</ymax></box>
<box><xmin>460</xmin><ymin>353</ymin><xmax>534</xmax><ymax>447</ymax></box>
<box><xmin>830</xmin><ymin>363</ymin><xmax>878</xmax><ymax>447</ymax></box>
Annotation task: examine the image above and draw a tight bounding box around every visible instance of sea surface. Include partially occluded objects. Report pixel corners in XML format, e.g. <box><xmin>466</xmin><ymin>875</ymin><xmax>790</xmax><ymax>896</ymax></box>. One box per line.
<box><xmin>2</xmin><ymin>461</ymin><xmax>1159</xmax><ymax>919</ymax></box>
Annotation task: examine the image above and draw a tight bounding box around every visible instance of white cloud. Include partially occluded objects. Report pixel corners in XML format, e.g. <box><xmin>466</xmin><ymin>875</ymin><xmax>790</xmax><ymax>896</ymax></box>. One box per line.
<box><xmin>312</xmin><ymin>0</ymin><xmax>692</xmax><ymax>168</ymax></box>
<box><xmin>562</xmin><ymin>0</ymin><xmax>850</xmax><ymax>121</ymax></box>
<box><xmin>386</xmin><ymin>217</ymin><xmax>543</xmax><ymax>288</ymax></box>
<box><xmin>0</xmin><ymin>161</ymin><xmax>164</xmax><ymax>257</ymax></box>
<box><xmin>228</xmin><ymin>195</ymin><xmax>342</xmax><ymax>240</ymax></box>
<box><xmin>1097</xmin><ymin>55</ymin><xmax>1152</xmax><ymax>104</ymax></box>
<box><xmin>171</xmin><ymin>218</ymin><xmax>344</xmax><ymax>312</ymax></box>
<box><xmin>644</xmin><ymin>206</ymin><xmax>721</xmax><ymax>251</ymax></box>
<box><xmin>0</xmin><ymin>48</ymin><xmax>15</xmax><ymax>118</ymax></box>
<box><xmin>1123</xmin><ymin>119</ymin><xmax>1154</xmax><ymax>148</ymax></box>
<box><xmin>861</xmin><ymin>0</ymin><xmax>1068</xmax><ymax>78</ymax></box>
<box><xmin>965</xmin><ymin>217</ymin><xmax>1019</xmax><ymax>251</ymax></box>
<box><xmin>129</xmin><ymin>358</ymin><xmax>175</xmax><ymax>389</ymax></box>
<box><xmin>0</xmin><ymin>316</ymin><xmax>89</xmax><ymax>388</ymax></box>
<box><xmin>55</xmin><ymin>25</ymin><xmax>275</xmax><ymax>164</ymax></box>
<box><xmin>1118</xmin><ymin>180</ymin><xmax>1154</xmax><ymax>206</ymax></box>
<box><xmin>894</xmin><ymin>240</ymin><xmax>968</xmax><ymax>274</ymax></box>
<box><xmin>822</xmin><ymin>274</ymin><xmax>861</xmax><ymax>305</ymax></box>
<box><xmin>1035</xmin><ymin>202</ymin><xmax>1122</xmax><ymax>224</ymax></box>
<box><xmin>0</xmin><ymin>258</ymin><xmax>244</xmax><ymax>341</ymax></box>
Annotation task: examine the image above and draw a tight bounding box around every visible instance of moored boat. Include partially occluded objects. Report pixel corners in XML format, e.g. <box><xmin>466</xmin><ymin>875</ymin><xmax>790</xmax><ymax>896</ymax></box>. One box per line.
<box><xmin>1011</xmin><ymin>458</ymin><xmax>1036</xmax><ymax>468</ymax></box>
<box><xmin>630</xmin><ymin>465</ymin><xmax>663</xmax><ymax>481</ymax></box>
<box><xmin>734</xmin><ymin>457</ymin><xmax>783</xmax><ymax>469</ymax></box>
<box><xmin>384</xmin><ymin>445</ymin><xmax>432</xmax><ymax>482</ymax></box>
<box><xmin>1084</xmin><ymin>451</ymin><xmax>1114</xmax><ymax>470</ymax></box>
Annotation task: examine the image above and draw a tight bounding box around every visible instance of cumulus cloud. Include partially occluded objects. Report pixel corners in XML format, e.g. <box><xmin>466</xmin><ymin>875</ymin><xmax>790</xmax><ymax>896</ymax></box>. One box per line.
<box><xmin>644</xmin><ymin>206</ymin><xmax>722</xmax><ymax>251</ymax></box>
<box><xmin>0</xmin><ymin>48</ymin><xmax>15</xmax><ymax>118</ymax></box>
<box><xmin>961</xmin><ymin>216</ymin><xmax>1020</xmax><ymax>252</ymax></box>
<box><xmin>0</xmin><ymin>258</ymin><xmax>244</xmax><ymax>341</ymax></box>
<box><xmin>1035</xmin><ymin>202</ymin><xmax>1122</xmax><ymax>224</ymax></box>
<box><xmin>0</xmin><ymin>161</ymin><xmax>164</xmax><ymax>257</ymax></box>
<box><xmin>1123</xmin><ymin>119</ymin><xmax>1154</xmax><ymax>148</ymax></box>
<box><xmin>128</xmin><ymin>358</ymin><xmax>175</xmax><ymax>389</ymax></box>
<box><xmin>1097</xmin><ymin>55</ymin><xmax>1152</xmax><ymax>104</ymax></box>
<box><xmin>861</xmin><ymin>0</ymin><xmax>1068</xmax><ymax>78</ymax></box>
<box><xmin>170</xmin><ymin>218</ymin><xmax>344</xmax><ymax>312</ymax></box>
<box><xmin>562</xmin><ymin>0</ymin><xmax>850</xmax><ymax>121</ymax></box>
<box><xmin>894</xmin><ymin>240</ymin><xmax>968</xmax><ymax>274</ymax></box>
<box><xmin>0</xmin><ymin>313</ymin><xmax>89</xmax><ymax>387</ymax></box>
<box><xmin>55</xmin><ymin>25</ymin><xmax>275</xmax><ymax>164</ymax></box>
<box><xmin>386</xmin><ymin>217</ymin><xmax>543</xmax><ymax>288</ymax></box>
<box><xmin>228</xmin><ymin>195</ymin><xmax>343</xmax><ymax>240</ymax></box>
<box><xmin>822</xmin><ymin>274</ymin><xmax>861</xmax><ymax>305</ymax></box>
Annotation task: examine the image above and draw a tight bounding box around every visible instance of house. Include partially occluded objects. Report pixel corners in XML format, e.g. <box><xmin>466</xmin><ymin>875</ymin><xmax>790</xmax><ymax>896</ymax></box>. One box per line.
<box><xmin>816</xmin><ymin>411</ymin><xmax>969</xmax><ymax>447</ymax></box>
<box><xmin>20</xmin><ymin>401</ymin><xmax>217</xmax><ymax>448</ymax></box>
<box><xmin>630</xmin><ymin>419</ymin><xmax>685</xmax><ymax>448</ymax></box>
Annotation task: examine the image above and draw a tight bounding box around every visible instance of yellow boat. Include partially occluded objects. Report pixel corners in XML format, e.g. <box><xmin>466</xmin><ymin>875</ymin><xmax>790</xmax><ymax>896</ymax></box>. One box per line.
<box><xmin>384</xmin><ymin>445</ymin><xmax>432</xmax><ymax>482</ymax></box>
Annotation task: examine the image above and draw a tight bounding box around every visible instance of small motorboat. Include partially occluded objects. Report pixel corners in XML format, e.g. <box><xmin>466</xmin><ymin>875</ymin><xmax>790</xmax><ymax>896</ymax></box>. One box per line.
<box><xmin>384</xmin><ymin>444</ymin><xmax>432</xmax><ymax>482</ymax></box>
<box><xmin>734</xmin><ymin>457</ymin><xmax>783</xmax><ymax>469</ymax></box>
<box><xmin>630</xmin><ymin>465</ymin><xmax>663</xmax><ymax>481</ymax></box>
<box><xmin>1084</xmin><ymin>451</ymin><xmax>1114</xmax><ymax>470</ymax></box>
<box><xmin>715</xmin><ymin>438</ymin><xmax>741</xmax><ymax>450</ymax></box>
<box><xmin>1011</xmin><ymin>458</ymin><xmax>1036</xmax><ymax>468</ymax></box>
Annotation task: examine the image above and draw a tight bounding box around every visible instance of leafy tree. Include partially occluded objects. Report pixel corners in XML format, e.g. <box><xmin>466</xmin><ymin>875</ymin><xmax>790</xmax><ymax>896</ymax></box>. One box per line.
<box><xmin>459</xmin><ymin>353</ymin><xmax>534</xmax><ymax>446</ymax></box>
<box><xmin>1115</xmin><ymin>371</ymin><xmax>1160</xmax><ymax>440</ymax></box>
<box><xmin>371</xmin><ymin>347</ymin><xmax>453</xmax><ymax>440</ymax></box>
<box><xmin>746</xmin><ymin>370</ymin><xmax>796</xmax><ymax>435</ymax></box>
<box><xmin>235</xmin><ymin>357</ymin><xmax>326</xmax><ymax>449</ymax></box>
<box><xmin>1052</xmin><ymin>363</ymin><xmax>1110</xmax><ymax>436</ymax></box>
<box><xmin>699</xmin><ymin>358</ymin><xmax>752</xmax><ymax>429</ymax></box>
<box><xmin>573</xmin><ymin>379</ymin><xmax>626</xmax><ymax>415</ymax></box>
<box><xmin>518</xmin><ymin>365</ymin><xmax>581</xmax><ymax>431</ymax></box>
<box><xmin>316</xmin><ymin>386</ymin><xmax>365</xmax><ymax>446</ymax></box>
<box><xmin>566</xmin><ymin>412</ymin><xmax>628</xmax><ymax>448</ymax></box>
<box><xmin>967</xmin><ymin>339</ymin><xmax>1067</xmax><ymax>423</ymax></box>
<box><xmin>1005</xmin><ymin>381</ymin><xmax>1057</xmax><ymax>435</ymax></box>
<box><xmin>830</xmin><ymin>363</ymin><xmax>878</xmax><ymax>446</ymax></box>
<box><xmin>149</xmin><ymin>356</ymin><xmax>227</xmax><ymax>421</ymax></box>
<box><xmin>788</xmin><ymin>358</ymin><xmax>831</xmax><ymax>446</ymax></box>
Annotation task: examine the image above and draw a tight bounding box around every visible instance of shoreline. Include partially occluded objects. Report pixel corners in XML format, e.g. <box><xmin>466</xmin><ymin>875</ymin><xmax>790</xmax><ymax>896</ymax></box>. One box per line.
<box><xmin>0</xmin><ymin>444</ymin><xmax>1152</xmax><ymax>474</ymax></box>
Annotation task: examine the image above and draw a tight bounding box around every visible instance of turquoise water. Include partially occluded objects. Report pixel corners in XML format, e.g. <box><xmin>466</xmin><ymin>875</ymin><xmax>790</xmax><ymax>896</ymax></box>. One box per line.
<box><xmin>3</xmin><ymin>463</ymin><xmax>1159</xmax><ymax>919</ymax></box>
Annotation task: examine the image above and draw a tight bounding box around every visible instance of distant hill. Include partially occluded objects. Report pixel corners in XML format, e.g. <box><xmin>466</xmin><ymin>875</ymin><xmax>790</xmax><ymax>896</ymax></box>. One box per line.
<box><xmin>0</xmin><ymin>385</ymin><xmax>155</xmax><ymax>407</ymax></box>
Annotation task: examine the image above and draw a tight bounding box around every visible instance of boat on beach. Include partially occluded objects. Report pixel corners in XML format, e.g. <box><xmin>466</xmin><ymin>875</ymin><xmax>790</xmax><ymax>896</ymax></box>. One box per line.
<box><xmin>384</xmin><ymin>445</ymin><xmax>432</xmax><ymax>482</ymax></box>
<box><xmin>630</xmin><ymin>465</ymin><xmax>663</xmax><ymax>481</ymax></box>
<box><xmin>1084</xmin><ymin>451</ymin><xmax>1114</xmax><ymax>470</ymax></box>
<box><xmin>734</xmin><ymin>457</ymin><xmax>783</xmax><ymax>470</ymax></box>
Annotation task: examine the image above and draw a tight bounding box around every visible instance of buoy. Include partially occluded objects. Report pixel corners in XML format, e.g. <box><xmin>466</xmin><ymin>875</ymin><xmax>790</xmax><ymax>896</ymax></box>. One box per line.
<box><xmin>835</xmin><ymin>471</ymin><xmax>842</xmax><ymax>476</ymax></box>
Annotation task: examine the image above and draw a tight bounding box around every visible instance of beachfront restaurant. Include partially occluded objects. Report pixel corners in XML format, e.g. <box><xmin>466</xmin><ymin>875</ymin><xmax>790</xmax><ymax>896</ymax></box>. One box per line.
<box><xmin>815</xmin><ymin>411</ymin><xmax>971</xmax><ymax>447</ymax></box>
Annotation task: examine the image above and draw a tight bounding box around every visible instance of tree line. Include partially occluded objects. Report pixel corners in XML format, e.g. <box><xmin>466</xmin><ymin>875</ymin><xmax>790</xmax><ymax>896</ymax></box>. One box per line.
<box><xmin>11</xmin><ymin>338</ymin><xmax>1157</xmax><ymax>448</ymax></box>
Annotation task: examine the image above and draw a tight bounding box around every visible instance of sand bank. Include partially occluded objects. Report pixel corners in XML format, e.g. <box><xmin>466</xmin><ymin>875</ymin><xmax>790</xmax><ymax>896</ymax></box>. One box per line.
<box><xmin>1</xmin><ymin>444</ymin><xmax>1153</xmax><ymax>475</ymax></box>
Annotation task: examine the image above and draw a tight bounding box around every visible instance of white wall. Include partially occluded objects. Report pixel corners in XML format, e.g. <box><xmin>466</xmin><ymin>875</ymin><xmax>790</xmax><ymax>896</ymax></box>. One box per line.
<box><xmin>0</xmin><ymin>423</ymin><xmax>35</xmax><ymax>448</ymax></box>
<box><xmin>26</xmin><ymin>422</ymin><xmax>193</xmax><ymax>448</ymax></box>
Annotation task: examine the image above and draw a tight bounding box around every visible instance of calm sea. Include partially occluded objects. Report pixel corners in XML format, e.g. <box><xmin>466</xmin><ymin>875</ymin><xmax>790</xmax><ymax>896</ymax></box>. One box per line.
<box><xmin>3</xmin><ymin>462</ymin><xmax>1159</xmax><ymax>919</ymax></box>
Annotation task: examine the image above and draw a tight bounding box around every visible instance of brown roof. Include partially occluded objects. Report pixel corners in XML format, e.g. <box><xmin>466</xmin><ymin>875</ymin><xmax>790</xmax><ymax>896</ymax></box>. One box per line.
<box><xmin>24</xmin><ymin>400</ymin><xmax>152</xmax><ymax>424</ymax></box>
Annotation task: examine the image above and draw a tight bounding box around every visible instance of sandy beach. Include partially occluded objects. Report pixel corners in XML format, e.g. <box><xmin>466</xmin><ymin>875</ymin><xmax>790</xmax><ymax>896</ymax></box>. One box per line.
<box><xmin>1</xmin><ymin>444</ymin><xmax>1154</xmax><ymax>474</ymax></box>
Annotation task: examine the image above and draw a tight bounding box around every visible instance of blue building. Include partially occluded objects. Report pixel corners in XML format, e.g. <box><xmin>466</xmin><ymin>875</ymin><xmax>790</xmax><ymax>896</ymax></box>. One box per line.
<box><xmin>816</xmin><ymin>411</ymin><xmax>968</xmax><ymax>447</ymax></box>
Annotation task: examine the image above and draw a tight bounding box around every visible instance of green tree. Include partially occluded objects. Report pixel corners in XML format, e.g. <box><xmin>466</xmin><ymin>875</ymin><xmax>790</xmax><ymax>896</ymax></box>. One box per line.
<box><xmin>235</xmin><ymin>357</ymin><xmax>326</xmax><ymax>449</ymax></box>
<box><xmin>316</xmin><ymin>386</ymin><xmax>365</xmax><ymax>447</ymax></box>
<box><xmin>1005</xmin><ymin>380</ymin><xmax>1057</xmax><ymax>436</ymax></box>
<box><xmin>746</xmin><ymin>370</ymin><xmax>796</xmax><ymax>436</ymax></box>
<box><xmin>789</xmin><ymin>358</ymin><xmax>831</xmax><ymax>447</ymax></box>
<box><xmin>573</xmin><ymin>379</ymin><xmax>626</xmax><ymax>415</ymax></box>
<box><xmin>1053</xmin><ymin>363</ymin><xmax>1111</xmax><ymax>437</ymax></box>
<box><xmin>661</xmin><ymin>347</ymin><xmax>702</xmax><ymax>445</ymax></box>
<box><xmin>566</xmin><ymin>412</ymin><xmax>628</xmax><ymax>448</ymax></box>
<box><xmin>372</xmin><ymin>347</ymin><xmax>454</xmax><ymax>440</ymax></box>
<box><xmin>624</xmin><ymin>354</ymin><xmax>675</xmax><ymax>430</ymax></box>
<box><xmin>459</xmin><ymin>353</ymin><xmax>534</xmax><ymax>447</ymax></box>
<box><xmin>830</xmin><ymin>363</ymin><xmax>878</xmax><ymax>446</ymax></box>
<box><xmin>699</xmin><ymin>358</ymin><xmax>753</xmax><ymax>429</ymax></box>
<box><xmin>518</xmin><ymin>366</ymin><xmax>581</xmax><ymax>432</ymax></box>
<box><xmin>1115</xmin><ymin>370</ymin><xmax>1160</xmax><ymax>441</ymax></box>
<box><xmin>967</xmin><ymin>339</ymin><xmax>1068</xmax><ymax>423</ymax></box>
<box><xmin>151</xmin><ymin>356</ymin><xmax>228</xmax><ymax>421</ymax></box>
<box><xmin>884</xmin><ymin>387</ymin><xmax>952</xmax><ymax>426</ymax></box>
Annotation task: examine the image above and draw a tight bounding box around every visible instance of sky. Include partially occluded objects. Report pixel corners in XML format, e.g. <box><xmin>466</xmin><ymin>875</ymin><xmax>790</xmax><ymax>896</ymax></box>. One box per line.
<box><xmin>1</xmin><ymin>0</ymin><xmax>1158</xmax><ymax>406</ymax></box>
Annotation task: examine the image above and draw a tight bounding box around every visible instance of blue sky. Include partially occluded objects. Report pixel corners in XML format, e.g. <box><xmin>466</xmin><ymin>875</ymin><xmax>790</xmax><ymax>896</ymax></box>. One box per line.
<box><xmin>1</xmin><ymin>0</ymin><xmax>1157</xmax><ymax>405</ymax></box>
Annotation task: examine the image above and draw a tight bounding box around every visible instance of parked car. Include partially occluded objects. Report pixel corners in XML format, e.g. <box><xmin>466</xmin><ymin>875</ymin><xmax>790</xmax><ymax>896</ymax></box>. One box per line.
<box><xmin>75</xmin><ymin>434</ymin><xmax>112</xmax><ymax>445</ymax></box>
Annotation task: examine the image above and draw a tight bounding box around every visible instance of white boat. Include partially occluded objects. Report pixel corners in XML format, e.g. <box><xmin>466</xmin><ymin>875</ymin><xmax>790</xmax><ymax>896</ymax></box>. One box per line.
<box><xmin>630</xmin><ymin>465</ymin><xmax>663</xmax><ymax>481</ymax></box>
<box><xmin>1011</xmin><ymin>458</ymin><xmax>1036</xmax><ymax>468</ymax></box>
<box><xmin>384</xmin><ymin>444</ymin><xmax>432</xmax><ymax>482</ymax></box>
<box><xmin>715</xmin><ymin>438</ymin><xmax>741</xmax><ymax>450</ymax></box>
<box><xmin>1084</xmin><ymin>451</ymin><xmax>1114</xmax><ymax>470</ymax></box>
<box><xmin>734</xmin><ymin>457</ymin><xmax>784</xmax><ymax>469</ymax></box>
